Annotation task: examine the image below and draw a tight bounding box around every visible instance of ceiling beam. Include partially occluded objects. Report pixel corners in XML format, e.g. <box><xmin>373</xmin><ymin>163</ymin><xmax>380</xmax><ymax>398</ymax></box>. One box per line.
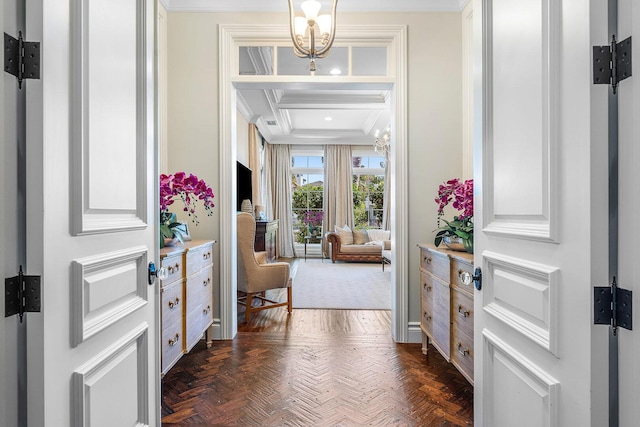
<box><xmin>276</xmin><ymin>94</ymin><xmax>388</xmax><ymax>110</ymax></box>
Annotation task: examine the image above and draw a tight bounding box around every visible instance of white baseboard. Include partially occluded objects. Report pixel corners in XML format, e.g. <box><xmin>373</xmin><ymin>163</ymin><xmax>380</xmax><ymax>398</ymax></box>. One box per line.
<box><xmin>407</xmin><ymin>322</ymin><xmax>422</xmax><ymax>343</ymax></box>
<box><xmin>208</xmin><ymin>318</ymin><xmax>222</xmax><ymax>340</ymax></box>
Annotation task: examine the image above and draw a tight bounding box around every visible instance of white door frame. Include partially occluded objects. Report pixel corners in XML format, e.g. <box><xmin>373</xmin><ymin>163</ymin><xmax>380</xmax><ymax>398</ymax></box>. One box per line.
<box><xmin>217</xmin><ymin>25</ymin><xmax>409</xmax><ymax>341</ymax></box>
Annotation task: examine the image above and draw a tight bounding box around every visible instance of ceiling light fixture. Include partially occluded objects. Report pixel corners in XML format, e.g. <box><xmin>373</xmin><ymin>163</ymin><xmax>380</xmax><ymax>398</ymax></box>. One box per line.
<box><xmin>329</xmin><ymin>68</ymin><xmax>342</xmax><ymax>75</ymax></box>
<box><xmin>325</xmin><ymin>116</ymin><xmax>333</xmax><ymax>121</ymax></box>
<box><xmin>374</xmin><ymin>127</ymin><xmax>391</xmax><ymax>155</ymax></box>
<box><xmin>288</xmin><ymin>0</ymin><xmax>338</xmax><ymax>72</ymax></box>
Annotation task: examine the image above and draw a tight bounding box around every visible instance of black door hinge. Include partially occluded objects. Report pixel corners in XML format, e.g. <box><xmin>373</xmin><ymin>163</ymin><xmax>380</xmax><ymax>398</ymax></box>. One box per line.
<box><xmin>5</xmin><ymin>266</ymin><xmax>41</xmax><ymax>322</ymax></box>
<box><xmin>4</xmin><ymin>31</ymin><xmax>40</xmax><ymax>89</ymax></box>
<box><xmin>594</xmin><ymin>277</ymin><xmax>632</xmax><ymax>335</ymax></box>
<box><xmin>593</xmin><ymin>35</ymin><xmax>632</xmax><ymax>95</ymax></box>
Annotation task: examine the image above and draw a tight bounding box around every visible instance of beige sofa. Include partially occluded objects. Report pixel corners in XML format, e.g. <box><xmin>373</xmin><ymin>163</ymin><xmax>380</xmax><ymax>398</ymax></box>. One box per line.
<box><xmin>325</xmin><ymin>227</ymin><xmax>390</xmax><ymax>264</ymax></box>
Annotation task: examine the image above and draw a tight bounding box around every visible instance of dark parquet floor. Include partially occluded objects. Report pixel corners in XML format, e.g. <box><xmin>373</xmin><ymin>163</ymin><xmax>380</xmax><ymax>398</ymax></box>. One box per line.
<box><xmin>161</xmin><ymin>263</ymin><xmax>473</xmax><ymax>426</ymax></box>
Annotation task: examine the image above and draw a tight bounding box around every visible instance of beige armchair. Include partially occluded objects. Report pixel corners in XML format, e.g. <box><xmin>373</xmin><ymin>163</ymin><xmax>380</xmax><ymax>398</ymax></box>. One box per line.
<box><xmin>237</xmin><ymin>212</ymin><xmax>292</xmax><ymax>322</ymax></box>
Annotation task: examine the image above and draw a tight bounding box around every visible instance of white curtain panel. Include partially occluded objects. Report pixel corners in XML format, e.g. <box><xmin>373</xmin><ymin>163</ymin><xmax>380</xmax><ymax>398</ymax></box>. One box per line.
<box><xmin>264</xmin><ymin>143</ymin><xmax>295</xmax><ymax>258</ymax></box>
<box><xmin>323</xmin><ymin>145</ymin><xmax>355</xmax><ymax>256</ymax></box>
<box><xmin>248</xmin><ymin>124</ymin><xmax>263</xmax><ymax>209</ymax></box>
<box><xmin>382</xmin><ymin>151</ymin><xmax>391</xmax><ymax>231</ymax></box>
<box><xmin>263</xmin><ymin>145</ymin><xmax>274</xmax><ymax>224</ymax></box>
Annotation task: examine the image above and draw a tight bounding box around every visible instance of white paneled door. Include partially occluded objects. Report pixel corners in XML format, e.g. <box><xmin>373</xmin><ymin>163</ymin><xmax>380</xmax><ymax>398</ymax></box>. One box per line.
<box><xmin>473</xmin><ymin>0</ymin><xmax>609</xmax><ymax>426</ymax></box>
<box><xmin>2</xmin><ymin>0</ymin><xmax>160</xmax><ymax>425</ymax></box>
<box><xmin>3</xmin><ymin>1</ymin><xmax>24</xmax><ymax>426</ymax></box>
<box><xmin>617</xmin><ymin>0</ymin><xmax>640</xmax><ymax>425</ymax></box>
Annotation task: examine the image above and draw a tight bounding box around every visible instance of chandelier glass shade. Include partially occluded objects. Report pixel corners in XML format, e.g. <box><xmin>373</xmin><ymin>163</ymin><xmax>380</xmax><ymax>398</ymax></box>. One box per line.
<box><xmin>374</xmin><ymin>127</ymin><xmax>391</xmax><ymax>155</ymax></box>
<box><xmin>288</xmin><ymin>0</ymin><xmax>338</xmax><ymax>72</ymax></box>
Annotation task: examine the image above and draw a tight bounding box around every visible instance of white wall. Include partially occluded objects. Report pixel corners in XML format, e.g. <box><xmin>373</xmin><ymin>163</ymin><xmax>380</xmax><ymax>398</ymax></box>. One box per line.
<box><xmin>166</xmin><ymin>11</ymin><xmax>462</xmax><ymax>330</ymax></box>
<box><xmin>461</xmin><ymin>1</ymin><xmax>474</xmax><ymax>181</ymax></box>
<box><xmin>236</xmin><ymin>110</ymin><xmax>249</xmax><ymax>167</ymax></box>
<box><xmin>158</xmin><ymin>2</ymin><xmax>168</xmax><ymax>174</ymax></box>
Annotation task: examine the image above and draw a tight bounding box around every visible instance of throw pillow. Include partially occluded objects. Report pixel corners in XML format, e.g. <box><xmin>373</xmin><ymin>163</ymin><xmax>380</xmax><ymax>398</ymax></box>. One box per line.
<box><xmin>367</xmin><ymin>229</ymin><xmax>390</xmax><ymax>242</ymax></box>
<box><xmin>335</xmin><ymin>224</ymin><xmax>354</xmax><ymax>245</ymax></box>
<box><xmin>353</xmin><ymin>229</ymin><xmax>369</xmax><ymax>245</ymax></box>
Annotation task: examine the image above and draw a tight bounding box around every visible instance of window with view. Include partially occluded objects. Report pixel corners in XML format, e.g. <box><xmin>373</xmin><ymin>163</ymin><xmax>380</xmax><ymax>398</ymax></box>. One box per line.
<box><xmin>352</xmin><ymin>154</ymin><xmax>386</xmax><ymax>229</ymax></box>
<box><xmin>290</xmin><ymin>150</ymin><xmax>386</xmax><ymax>247</ymax></box>
<box><xmin>291</xmin><ymin>153</ymin><xmax>324</xmax><ymax>244</ymax></box>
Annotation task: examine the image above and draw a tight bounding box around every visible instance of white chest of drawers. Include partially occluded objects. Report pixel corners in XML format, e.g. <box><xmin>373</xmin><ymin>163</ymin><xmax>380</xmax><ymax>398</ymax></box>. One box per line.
<box><xmin>160</xmin><ymin>240</ymin><xmax>215</xmax><ymax>376</ymax></box>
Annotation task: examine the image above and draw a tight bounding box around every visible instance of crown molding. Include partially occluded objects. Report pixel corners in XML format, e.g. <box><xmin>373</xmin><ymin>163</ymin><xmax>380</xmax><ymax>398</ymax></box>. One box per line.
<box><xmin>164</xmin><ymin>0</ymin><xmax>466</xmax><ymax>13</ymax></box>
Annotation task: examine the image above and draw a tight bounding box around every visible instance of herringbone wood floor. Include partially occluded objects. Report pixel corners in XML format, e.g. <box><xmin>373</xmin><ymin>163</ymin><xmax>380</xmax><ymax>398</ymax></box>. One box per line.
<box><xmin>161</xmin><ymin>289</ymin><xmax>474</xmax><ymax>426</ymax></box>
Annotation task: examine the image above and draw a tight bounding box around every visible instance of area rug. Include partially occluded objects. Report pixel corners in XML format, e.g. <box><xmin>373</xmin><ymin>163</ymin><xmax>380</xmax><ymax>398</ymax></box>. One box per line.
<box><xmin>292</xmin><ymin>261</ymin><xmax>391</xmax><ymax>309</ymax></box>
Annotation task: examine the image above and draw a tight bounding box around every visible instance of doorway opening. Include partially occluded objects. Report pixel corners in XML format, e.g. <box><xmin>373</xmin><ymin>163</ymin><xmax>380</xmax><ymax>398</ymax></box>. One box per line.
<box><xmin>218</xmin><ymin>24</ymin><xmax>409</xmax><ymax>341</ymax></box>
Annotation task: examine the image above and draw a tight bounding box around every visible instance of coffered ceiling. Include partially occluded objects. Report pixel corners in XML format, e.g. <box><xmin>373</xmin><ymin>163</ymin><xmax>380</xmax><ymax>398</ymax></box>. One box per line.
<box><xmin>237</xmin><ymin>87</ymin><xmax>391</xmax><ymax>145</ymax></box>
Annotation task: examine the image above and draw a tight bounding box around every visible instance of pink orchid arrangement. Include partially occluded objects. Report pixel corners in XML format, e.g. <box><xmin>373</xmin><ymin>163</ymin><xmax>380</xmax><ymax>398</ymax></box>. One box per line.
<box><xmin>160</xmin><ymin>172</ymin><xmax>215</xmax><ymax>225</ymax></box>
<box><xmin>434</xmin><ymin>178</ymin><xmax>474</xmax><ymax>253</ymax></box>
<box><xmin>435</xmin><ymin>178</ymin><xmax>473</xmax><ymax>221</ymax></box>
<box><xmin>160</xmin><ymin>173</ymin><xmax>215</xmax><ymax>247</ymax></box>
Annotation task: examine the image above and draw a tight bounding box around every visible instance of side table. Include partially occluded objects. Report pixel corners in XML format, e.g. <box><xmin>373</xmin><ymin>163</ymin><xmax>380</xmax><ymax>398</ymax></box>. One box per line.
<box><xmin>304</xmin><ymin>235</ymin><xmax>323</xmax><ymax>262</ymax></box>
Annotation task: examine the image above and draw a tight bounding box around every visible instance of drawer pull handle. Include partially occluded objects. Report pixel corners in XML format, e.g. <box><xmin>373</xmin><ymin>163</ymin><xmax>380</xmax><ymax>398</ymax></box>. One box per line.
<box><xmin>457</xmin><ymin>305</ymin><xmax>470</xmax><ymax>318</ymax></box>
<box><xmin>203</xmin><ymin>305</ymin><xmax>211</xmax><ymax>315</ymax></box>
<box><xmin>424</xmin><ymin>257</ymin><xmax>432</xmax><ymax>264</ymax></box>
<box><xmin>424</xmin><ymin>312</ymin><xmax>431</xmax><ymax>321</ymax></box>
<box><xmin>168</xmin><ymin>297</ymin><xmax>180</xmax><ymax>309</ymax></box>
<box><xmin>423</xmin><ymin>283</ymin><xmax>432</xmax><ymax>292</ymax></box>
<box><xmin>167</xmin><ymin>264</ymin><xmax>179</xmax><ymax>274</ymax></box>
<box><xmin>457</xmin><ymin>343</ymin><xmax>470</xmax><ymax>357</ymax></box>
<box><xmin>168</xmin><ymin>334</ymin><xmax>180</xmax><ymax>347</ymax></box>
<box><xmin>167</xmin><ymin>266</ymin><xmax>173</xmax><ymax>274</ymax></box>
<box><xmin>203</xmin><ymin>278</ymin><xmax>211</xmax><ymax>286</ymax></box>
<box><xmin>203</xmin><ymin>252</ymin><xmax>211</xmax><ymax>260</ymax></box>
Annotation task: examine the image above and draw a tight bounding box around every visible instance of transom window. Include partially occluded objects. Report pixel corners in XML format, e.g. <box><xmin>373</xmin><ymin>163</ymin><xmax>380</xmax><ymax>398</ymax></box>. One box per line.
<box><xmin>239</xmin><ymin>46</ymin><xmax>389</xmax><ymax>77</ymax></box>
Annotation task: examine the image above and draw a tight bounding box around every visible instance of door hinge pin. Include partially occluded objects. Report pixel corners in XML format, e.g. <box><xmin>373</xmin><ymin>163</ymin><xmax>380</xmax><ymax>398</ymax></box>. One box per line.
<box><xmin>611</xmin><ymin>276</ymin><xmax>618</xmax><ymax>333</ymax></box>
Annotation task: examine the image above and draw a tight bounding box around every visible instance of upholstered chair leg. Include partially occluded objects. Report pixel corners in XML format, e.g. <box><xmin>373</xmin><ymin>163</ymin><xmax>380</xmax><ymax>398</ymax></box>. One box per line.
<box><xmin>245</xmin><ymin>292</ymin><xmax>253</xmax><ymax>322</ymax></box>
<box><xmin>287</xmin><ymin>287</ymin><xmax>293</xmax><ymax>314</ymax></box>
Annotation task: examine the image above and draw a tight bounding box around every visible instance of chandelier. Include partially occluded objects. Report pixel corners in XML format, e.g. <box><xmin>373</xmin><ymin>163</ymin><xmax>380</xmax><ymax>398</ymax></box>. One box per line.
<box><xmin>374</xmin><ymin>127</ymin><xmax>391</xmax><ymax>155</ymax></box>
<box><xmin>287</xmin><ymin>0</ymin><xmax>338</xmax><ymax>72</ymax></box>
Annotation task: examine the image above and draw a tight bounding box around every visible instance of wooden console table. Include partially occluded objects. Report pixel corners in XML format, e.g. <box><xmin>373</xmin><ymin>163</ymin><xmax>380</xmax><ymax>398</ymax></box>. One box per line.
<box><xmin>255</xmin><ymin>220</ymin><xmax>278</xmax><ymax>262</ymax></box>
<box><xmin>417</xmin><ymin>243</ymin><xmax>474</xmax><ymax>384</ymax></box>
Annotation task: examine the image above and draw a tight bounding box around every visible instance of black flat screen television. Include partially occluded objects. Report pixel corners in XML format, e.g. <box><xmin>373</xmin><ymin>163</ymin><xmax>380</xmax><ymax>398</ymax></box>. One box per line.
<box><xmin>236</xmin><ymin>161</ymin><xmax>252</xmax><ymax>212</ymax></box>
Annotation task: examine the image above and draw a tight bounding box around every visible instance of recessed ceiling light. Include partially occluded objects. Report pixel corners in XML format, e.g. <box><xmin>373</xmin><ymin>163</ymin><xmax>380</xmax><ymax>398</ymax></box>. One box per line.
<box><xmin>325</xmin><ymin>116</ymin><xmax>333</xmax><ymax>121</ymax></box>
<box><xmin>329</xmin><ymin>68</ymin><xmax>342</xmax><ymax>75</ymax></box>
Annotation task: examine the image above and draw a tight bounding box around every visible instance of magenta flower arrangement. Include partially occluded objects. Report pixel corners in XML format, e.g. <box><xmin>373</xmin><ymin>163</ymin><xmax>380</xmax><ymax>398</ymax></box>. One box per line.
<box><xmin>301</xmin><ymin>210</ymin><xmax>324</xmax><ymax>227</ymax></box>
<box><xmin>434</xmin><ymin>178</ymin><xmax>473</xmax><ymax>253</ymax></box>
<box><xmin>160</xmin><ymin>172</ymin><xmax>215</xmax><ymax>247</ymax></box>
<box><xmin>435</xmin><ymin>178</ymin><xmax>473</xmax><ymax>220</ymax></box>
